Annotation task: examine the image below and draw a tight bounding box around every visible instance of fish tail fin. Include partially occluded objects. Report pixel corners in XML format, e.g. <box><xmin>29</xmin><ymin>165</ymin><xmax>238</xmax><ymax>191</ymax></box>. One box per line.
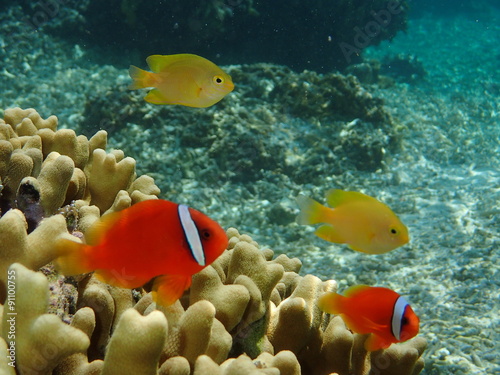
<box><xmin>128</xmin><ymin>65</ymin><xmax>155</xmax><ymax>90</ymax></box>
<box><xmin>296</xmin><ymin>194</ymin><xmax>328</xmax><ymax>225</ymax></box>
<box><xmin>54</xmin><ymin>236</ymin><xmax>93</xmax><ymax>276</ymax></box>
<box><xmin>318</xmin><ymin>292</ymin><xmax>345</xmax><ymax>315</ymax></box>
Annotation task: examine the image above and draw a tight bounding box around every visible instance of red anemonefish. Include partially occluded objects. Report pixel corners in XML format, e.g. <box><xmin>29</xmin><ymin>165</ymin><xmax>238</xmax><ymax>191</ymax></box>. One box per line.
<box><xmin>54</xmin><ymin>199</ymin><xmax>228</xmax><ymax>306</ymax></box>
<box><xmin>318</xmin><ymin>285</ymin><xmax>420</xmax><ymax>351</ymax></box>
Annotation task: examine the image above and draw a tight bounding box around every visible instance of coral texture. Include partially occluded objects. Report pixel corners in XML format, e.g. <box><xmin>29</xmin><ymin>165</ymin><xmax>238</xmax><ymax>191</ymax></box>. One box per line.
<box><xmin>0</xmin><ymin>107</ymin><xmax>160</xmax><ymax>300</ymax></box>
<box><xmin>0</xmin><ymin>108</ymin><xmax>426</xmax><ymax>374</ymax></box>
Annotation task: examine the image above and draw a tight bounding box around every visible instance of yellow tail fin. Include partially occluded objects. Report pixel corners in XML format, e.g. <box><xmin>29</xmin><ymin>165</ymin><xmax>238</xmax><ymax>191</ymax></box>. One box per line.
<box><xmin>54</xmin><ymin>236</ymin><xmax>92</xmax><ymax>276</ymax></box>
<box><xmin>317</xmin><ymin>292</ymin><xmax>344</xmax><ymax>315</ymax></box>
<box><xmin>128</xmin><ymin>65</ymin><xmax>155</xmax><ymax>90</ymax></box>
<box><xmin>296</xmin><ymin>194</ymin><xmax>328</xmax><ymax>225</ymax></box>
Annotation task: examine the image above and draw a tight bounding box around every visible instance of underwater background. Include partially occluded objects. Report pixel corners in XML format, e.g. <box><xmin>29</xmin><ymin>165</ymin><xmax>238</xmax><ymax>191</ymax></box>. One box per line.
<box><xmin>0</xmin><ymin>0</ymin><xmax>498</xmax><ymax>374</ymax></box>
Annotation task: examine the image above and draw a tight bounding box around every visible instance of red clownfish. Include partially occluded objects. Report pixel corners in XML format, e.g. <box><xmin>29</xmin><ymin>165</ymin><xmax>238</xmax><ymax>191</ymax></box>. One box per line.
<box><xmin>318</xmin><ymin>285</ymin><xmax>420</xmax><ymax>351</ymax></box>
<box><xmin>55</xmin><ymin>199</ymin><xmax>228</xmax><ymax>306</ymax></box>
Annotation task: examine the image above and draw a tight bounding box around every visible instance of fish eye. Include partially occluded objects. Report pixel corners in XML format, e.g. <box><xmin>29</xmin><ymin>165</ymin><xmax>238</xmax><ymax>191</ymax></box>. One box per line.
<box><xmin>200</xmin><ymin>229</ymin><xmax>212</xmax><ymax>240</ymax></box>
<box><xmin>213</xmin><ymin>75</ymin><xmax>224</xmax><ymax>85</ymax></box>
<box><xmin>401</xmin><ymin>316</ymin><xmax>409</xmax><ymax>326</ymax></box>
<box><xmin>390</xmin><ymin>227</ymin><xmax>399</xmax><ymax>235</ymax></box>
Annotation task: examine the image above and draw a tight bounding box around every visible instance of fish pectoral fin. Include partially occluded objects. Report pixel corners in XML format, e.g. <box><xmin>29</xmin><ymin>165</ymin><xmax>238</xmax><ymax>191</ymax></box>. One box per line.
<box><xmin>144</xmin><ymin>89</ymin><xmax>169</xmax><ymax>105</ymax></box>
<box><xmin>315</xmin><ymin>224</ymin><xmax>345</xmax><ymax>244</ymax></box>
<box><xmin>152</xmin><ymin>274</ymin><xmax>192</xmax><ymax>306</ymax></box>
<box><xmin>94</xmin><ymin>269</ymin><xmax>151</xmax><ymax>289</ymax></box>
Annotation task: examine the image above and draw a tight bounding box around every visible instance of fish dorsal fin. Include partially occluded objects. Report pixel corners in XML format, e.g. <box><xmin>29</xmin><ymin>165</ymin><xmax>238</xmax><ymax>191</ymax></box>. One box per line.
<box><xmin>146</xmin><ymin>54</ymin><xmax>200</xmax><ymax>73</ymax></box>
<box><xmin>325</xmin><ymin>189</ymin><xmax>374</xmax><ymax>208</ymax></box>
<box><xmin>85</xmin><ymin>211</ymin><xmax>122</xmax><ymax>246</ymax></box>
<box><xmin>152</xmin><ymin>274</ymin><xmax>192</xmax><ymax>306</ymax></box>
<box><xmin>343</xmin><ymin>284</ymin><xmax>371</xmax><ymax>298</ymax></box>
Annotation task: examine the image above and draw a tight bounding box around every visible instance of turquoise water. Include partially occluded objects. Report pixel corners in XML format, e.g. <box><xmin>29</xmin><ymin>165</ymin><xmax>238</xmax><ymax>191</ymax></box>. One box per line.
<box><xmin>0</xmin><ymin>1</ymin><xmax>499</xmax><ymax>374</ymax></box>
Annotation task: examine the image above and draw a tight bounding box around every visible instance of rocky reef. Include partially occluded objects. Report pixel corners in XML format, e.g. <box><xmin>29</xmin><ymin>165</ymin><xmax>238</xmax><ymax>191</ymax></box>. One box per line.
<box><xmin>0</xmin><ymin>108</ymin><xmax>426</xmax><ymax>374</ymax></box>
<box><xmin>80</xmin><ymin>63</ymin><xmax>401</xmax><ymax>189</ymax></box>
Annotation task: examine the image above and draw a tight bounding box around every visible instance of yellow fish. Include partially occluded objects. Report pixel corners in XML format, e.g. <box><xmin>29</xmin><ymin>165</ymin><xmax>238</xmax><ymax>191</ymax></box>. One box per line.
<box><xmin>296</xmin><ymin>189</ymin><xmax>409</xmax><ymax>254</ymax></box>
<box><xmin>128</xmin><ymin>54</ymin><xmax>234</xmax><ymax>108</ymax></box>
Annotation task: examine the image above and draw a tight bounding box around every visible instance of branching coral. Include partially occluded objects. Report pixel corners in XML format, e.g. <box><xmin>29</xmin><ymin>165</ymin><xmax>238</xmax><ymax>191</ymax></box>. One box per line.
<box><xmin>1</xmin><ymin>263</ymin><xmax>89</xmax><ymax>375</ymax></box>
<box><xmin>0</xmin><ymin>107</ymin><xmax>160</xmax><ymax>301</ymax></box>
<box><xmin>0</xmin><ymin>227</ymin><xmax>426</xmax><ymax>374</ymax></box>
<box><xmin>0</xmin><ymin>108</ymin><xmax>426</xmax><ymax>374</ymax></box>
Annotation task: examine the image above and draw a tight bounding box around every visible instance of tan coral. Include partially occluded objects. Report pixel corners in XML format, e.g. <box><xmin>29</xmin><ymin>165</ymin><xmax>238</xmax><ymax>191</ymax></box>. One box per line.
<box><xmin>159</xmin><ymin>356</ymin><xmax>191</xmax><ymax>375</ymax></box>
<box><xmin>188</xmin><ymin>352</ymin><xmax>301</xmax><ymax>375</ymax></box>
<box><xmin>174</xmin><ymin>300</ymin><xmax>232</xmax><ymax>366</ymax></box>
<box><xmin>78</xmin><ymin>276</ymin><xmax>116</xmax><ymax>360</ymax></box>
<box><xmin>37</xmin><ymin>152</ymin><xmax>75</xmax><ymax>215</ymax></box>
<box><xmin>226</xmin><ymin>240</ymin><xmax>284</xmax><ymax>325</ymax></box>
<box><xmin>1</xmin><ymin>107</ymin><xmax>159</xmax><ymax>222</ymax></box>
<box><xmin>190</xmin><ymin>265</ymin><xmax>250</xmax><ymax>332</ymax></box>
<box><xmin>219</xmin><ymin>354</ymin><xmax>279</xmax><ymax>374</ymax></box>
<box><xmin>0</xmin><ymin>210</ymin><xmax>68</xmax><ymax>300</ymax></box>
<box><xmin>369</xmin><ymin>337</ymin><xmax>427</xmax><ymax>375</ymax></box>
<box><xmin>4</xmin><ymin>108</ymin><xmax>58</xmax><ymax>132</ymax></box>
<box><xmin>0</xmin><ymin>336</ymin><xmax>16</xmax><ymax>375</ymax></box>
<box><xmin>0</xmin><ymin>219</ymin><xmax>427</xmax><ymax>375</ymax></box>
<box><xmin>0</xmin><ymin>109</ymin><xmax>427</xmax><ymax>375</ymax></box>
<box><xmin>319</xmin><ymin>316</ymin><xmax>354</xmax><ymax>375</ymax></box>
<box><xmin>0</xmin><ymin>107</ymin><xmax>160</xmax><ymax>273</ymax></box>
<box><xmin>0</xmin><ymin>264</ymin><xmax>89</xmax><ymax>375</ymax></box>
<box><xmin>54</xmin><ymin>307</ymin><xmax>104</xmax><ymax>375</ymax></box>
<box><xmin>254</xmin><ymin>351</ymin><xmax>301</xmax><ymax>375</ymax></box>
<box><xmin>102</xmin><ymin>308</ymin><xmax>168</xmax><ymax>375</ymax></box>
<box><xmin>86</xmin><ymin>148</ymin><xmax>136</xmax><ymax>213</ymax></box>
<box><xmin>42</xmin><ymin>129</ymin><xmax>90</xmax><ymax>169</ymax></box>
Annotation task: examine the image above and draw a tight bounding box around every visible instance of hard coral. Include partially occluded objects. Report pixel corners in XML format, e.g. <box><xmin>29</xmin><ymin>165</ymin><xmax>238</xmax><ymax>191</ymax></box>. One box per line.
<box><xmin>40</xmin><ymin>227</ymin><xmax>426</xmax><ymax>374</ymax></box>
<box><xmin>0</xmin><ymin>108</ymin><xmax>425</xmax><ymax>374</ymax></box>
<box><xmin>0</xmin><ymin>107</ymin><xmax>160</xmax><ymax>301</ymax></box>
<box><xmin>1</xmin><ymin>263</ymin><xmax>89</xmax><ymax>375</ymax></box>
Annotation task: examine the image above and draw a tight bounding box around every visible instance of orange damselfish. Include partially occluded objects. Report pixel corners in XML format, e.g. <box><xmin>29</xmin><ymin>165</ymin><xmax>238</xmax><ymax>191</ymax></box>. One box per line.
<box><xmin>128</xmin><ymin>53</ymin><xmax>234</xmax><ymax>108</ymax></box>
<box><xmin>54</xmin><ymin>199</ymin><xmax>228</xmax><ymax>306</ymax></box>
<box><xmin>318</xmin><ymin>285</ymin><xmax>420</xmax><ymax>351</ymax></box>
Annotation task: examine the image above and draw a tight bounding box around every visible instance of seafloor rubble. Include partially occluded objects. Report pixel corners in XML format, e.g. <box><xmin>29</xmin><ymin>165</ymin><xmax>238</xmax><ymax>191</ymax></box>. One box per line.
<box><xmin>80</xmin><ymin>63</ymin><xmax>400</xmax><ymax>187</ymax></box>
<box><xmin>0</xmin><ymin>107</ymin><xmax>426</xmax><ymax>374</ymax></box>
